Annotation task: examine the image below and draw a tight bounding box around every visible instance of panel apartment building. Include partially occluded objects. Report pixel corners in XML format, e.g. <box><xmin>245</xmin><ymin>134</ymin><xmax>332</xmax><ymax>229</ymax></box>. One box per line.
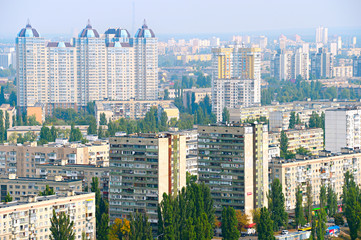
<box><xmin>108</xmin><ymin>133</ymin><xmax>186</xmax><ymax>226</ymax></box>
<box><xmin>0</xmin><ymin>192</ymin><xmax>96</xmax><ymax>240</ymax></box>
<box><xmin>212</xmin><ymin>46</ymin><xmax>261</xmax><ymax>121</ymax></box>
<box><xmin>0</xmin><ymin>142</ymin><xmax>109</xmax><ymax>178</ymax></box>
<box><xmin>197</xmin><ymin>123</ymin><xmax>268</xmax><ymax>216</ymax></box>
<box><xmin>270</xmin><ymin>149</ymin><xmax>361</xmax><ymax>210</ymax></box>
<box><xmin>16</xmin><ymin>20</ymin><xmax>158</xmax><ymax>112</ymax></box>
<box><xmin>0</xmin><ymin>174</ymin><xmax>82</xmax><ymax>201</ymax></box>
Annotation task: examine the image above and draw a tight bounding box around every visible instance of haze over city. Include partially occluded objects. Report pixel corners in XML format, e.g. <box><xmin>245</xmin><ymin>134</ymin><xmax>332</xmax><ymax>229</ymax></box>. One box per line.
<box><xmin>1</xmin><ymin>0</ymin><xmax>361</xmax><ymax>39</ymax></box>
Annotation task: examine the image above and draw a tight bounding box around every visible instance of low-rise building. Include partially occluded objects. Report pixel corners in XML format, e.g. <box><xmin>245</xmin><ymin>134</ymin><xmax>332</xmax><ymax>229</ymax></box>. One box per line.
<box><xmin>7</xmin><ymin>125</ymin><xmax>90</xmax><ymax>139</ymax></box>
<box><xmin>182</xmin><ymin>87</ymin><xmax>212</xmax><ymax>106</ymax></box>
<box><xmin>95</xmin><ymin>99</ymin><xmax>174</xmax><ymax>124</ymax></box>
<box><xmin>269</xmin><ymin>128</ymin><xmax>324</xmax><ymax>155</ymax></box>
<box><xmin>332</xmin><ymin>66</ymin><xmax>353</xmax><ymax>78</ymax></box>
<box><xmin>0</xmin><ymin>174</ymin><xmax>82</xmax><ymax>201</ymax></box>
<box><xmin>270</xmin><ymin>149</ymin><xmax>361</xmax><ymax>210</ymax></box>
<box><xmin>0</xmin><ymin>104</ymin><xmax>16</xmax><ymax>127</ymax></box>
<box><xmin>36</xmin><ymin>163</ymin><xmax>109</xmax><ymax>198</ymax></box>
<box><xmin>0</xmin><ymin>141</ymin><xmax>109</xmax><ymax>178</ymax></box>
<box><xmin>0</xmin><ymin>192</ymin><xmax>96</xmax><ymax>240</ymax></box>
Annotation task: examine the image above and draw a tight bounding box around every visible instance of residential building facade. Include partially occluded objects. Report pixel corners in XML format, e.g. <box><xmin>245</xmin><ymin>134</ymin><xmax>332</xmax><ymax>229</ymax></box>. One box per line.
<box><xmin>270</xmin><ymin>149</ymin><xmax>361</xmax><ymax>210</ymax></box>
<box><xmin>0</xmin><ymin>192</ymin><xmax>96</xmax><ymax>240</ymax></box>
<box><xmin>108</xmin><ymin>133</ymin><xmax>186</xmax><ymax>226</ymax></box>
<box><xmin>197</xmin><ymin>123</ymin><xmax>268</xmax><ymax>216</ymax></box>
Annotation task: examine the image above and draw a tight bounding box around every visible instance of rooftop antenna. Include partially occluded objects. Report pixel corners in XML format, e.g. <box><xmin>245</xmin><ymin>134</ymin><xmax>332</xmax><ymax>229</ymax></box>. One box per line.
<box><xmin>26</xmin><ymin>18</ymin><xmax>31</xmax><ymax>27</ymax></box>
<box><xmin>87</xmin><ymin>19</ymin><xmax>91</xmax><ymax>28</ymax></box>
<box><xmin>132</xmin><ymin>1</ymin><xmax>135</xmax><ymax>35</ymax></box>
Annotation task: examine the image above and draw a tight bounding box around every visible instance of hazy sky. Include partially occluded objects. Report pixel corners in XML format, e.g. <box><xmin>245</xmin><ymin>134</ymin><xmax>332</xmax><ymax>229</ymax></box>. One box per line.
<box><xmin>0</xmin><ymin>0</ymin><xmax>360</xmax><ymax>38</ymax></box>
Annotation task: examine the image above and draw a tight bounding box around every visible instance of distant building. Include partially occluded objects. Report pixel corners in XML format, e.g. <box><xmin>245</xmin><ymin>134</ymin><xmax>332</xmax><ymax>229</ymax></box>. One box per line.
<box><xmin>0</xmin><ymin>141</ymin><xmax>109</xmax><ymax>178</ymax></box>
<box><xmin>269</xmin><ymin>128</ymin><xmax>324</xmax><ymax>155</ymax></box>
<box><xmin>311</xmin><ymin>48</ymin><xmax>333</xmax><ymax>79</ymax></box>
<box><xmin>353</xmin><ymin>56</ymin><xmax>361</xmax><ymax>77</ymax></box>
<box><xmin>332</xmin><ymin>66</ymin><xmax>353</xmax><ymax>78</ymax></box>
<box><xmin>316</xmin><ymin>26</ymin><xmax>328</xmax><ymax>44</ymax></box>
<box><xmin>325</xmin><ymin>108</ymin><xmax>361</xmax><ymax>153</ymax></box>
<box><xmin>0</xmin><ymin>192</ymin><xmax>96</xmax><ymax>240</ymax></box>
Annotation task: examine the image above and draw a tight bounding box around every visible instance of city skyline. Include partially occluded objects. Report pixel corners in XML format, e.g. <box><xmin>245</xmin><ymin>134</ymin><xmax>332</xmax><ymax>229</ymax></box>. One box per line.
<box><xmin>0</xmin><ymin>0</ymin><xmax>361</xmax><ymax>39</ymax></box>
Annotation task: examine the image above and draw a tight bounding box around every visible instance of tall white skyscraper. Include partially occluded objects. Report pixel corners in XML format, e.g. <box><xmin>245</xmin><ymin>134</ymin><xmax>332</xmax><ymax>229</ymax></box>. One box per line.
<box><xmin>75</xmin><ymin>21</ymin><xmax>107</xmax><ymax>106</ymax></box>
<box><xmin>316</xmin><ymin>26</ymin><xmax>328</xmax><ymax>44</ymax></box>
<box><xmin>16</xmin><ymin>20</ymin><xmax>159</xmax><ymax>111</ymax></box>
<box><xmin>132</xmin><ymin>21</ymin><xmax>158</xmax><ymax>100</ymax></box>
<box><xmin>16</xmin><ymin>22</ymin><xmax>47</xmax><ymax>109</ymax></box>
<box><xmin>47</xmin><ymin>42</ymin><xmax>77</xmax><ymax>105</ymax></box>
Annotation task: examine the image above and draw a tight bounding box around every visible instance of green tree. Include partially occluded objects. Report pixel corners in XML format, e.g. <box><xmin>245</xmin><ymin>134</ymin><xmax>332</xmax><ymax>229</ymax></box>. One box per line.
<box><xmin>98</xmin><ymin>126</ymin><xmax>104</xmax><ymax>138</ymax></box>
<box><xmin>288</xmin><ymin>111</ymin><xmax>296</xmax><ymax>129</ymax></box>
<box><xmin>342</xmin><ymin>171</ymin><xmax>361</xmax><ymax>240</ymax></box>
<box><xmin>280</xmin><ymin>130</ymin><xmax>289</xmax><ymax>159</ymax></box>
<box><xmin>50</xmin><ymin>209</ymin><xmax>75</xmax><ymax>240</ymax></box>
<box><xmin>4</xmin><ymin>111</ymin><xmax>9</xmax><ymax>140</ymax></box>
<box><xmin>319</xmin><ymin>185</ymin><xmax>327</xmax><ymax>209</ymax></box>
<box><xmin>295</xmin><ymin>186</ymin><xmax>306</xmax><ymax>227</ymax></box>
<box><xmin>0</xmin><ymin>110</ymin><xmax>4</xmax><ymax>142</ymax></box>
<box><xmin>164</xmin><ymin>89</ymin><xmax>170</xmax><ymax>100</ymax></box>
<box><xmin>333</xmin><ymin>213</ymin><xmax>344</xmax><ymax>226</ymax></box>
<box><xmin>39</xmin><ymin>125</ymin><xmax>52</xmax><ymax>144</ymax></box>
<box><xmin>327</xmin><ymin>185</ymin><xmax>337</xmax><ymax>217</ymax></box>
<box><xmin>87</xmin><ymin>101</ymin><xmax>95</xmax><ymax>115</ymax></box>
<box><xmin>305</xmin><ymin>182</ymin><xmax>313</xmax><ymax>223</ymax></box>
<box><xmin>91</xmin><ymin>177</ymin><xmax>109</xmax><ymax>240</ymax></box>
<box><xmin>3</xmin><ymin>192</ymin><xmax>12</xmax><ymax>202</ymax></box>
<box><xmin>296</xmin><ymin>147</ymin><xmax>311</xmax><ymax>156</ymax></box>
<box><xmin>130</xmin><ymin>212</ymin><xmax>153</xmax><ymax>240</ymax></box>
<box><xmin>222</xmin><ymin>107</ymin><xmax>230</xmax><ymax>122</ymax></box>
<box><xmin>221</xmin><ymin>206</ymin><xmax>240</xmax><ymax>240</ymax></box>
<box><xmin>87</xmin><ymin>116</ymin><xmax>97</xmax><ymax>135</ymax></box>
<box><xmin>39</xmin><ymin>185</ymin><xmax>55</xmax><ymax>196</ymax></box>
<box><xmin>69</xmin><ymin>124</ymin><xmax>83</xmax><ymax>142</ymax></box>
<box><xmin>269</xmin><ymin>178</ymin><xmax>288</xmax><ymax>231</ymax></box>
<box><xmin>257</xmin><ymin>207</ymin><xmax>274</xmax><ymax>240</ymax></box>
<box><xmin>99</xmin><ymin>113</ymin><xmax>107</xmax><ymax>126</ymax></box>
<box><xmin>316</xmin><ymin>208</ymin><xmax>327</xmax><ymax>240</ymax></box>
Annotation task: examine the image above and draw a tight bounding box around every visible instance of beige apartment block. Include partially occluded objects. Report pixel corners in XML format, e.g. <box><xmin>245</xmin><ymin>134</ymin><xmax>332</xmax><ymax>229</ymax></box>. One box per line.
<box><xmin>0</xmin><ymin>174</ymin><xmax>82</xmax><ymax>201</ymax></box>
<box><xmin>0</xmin><ymin>192</ymin><xmax>96</xmax><ymax>240</ymax></box>
<box><xmin>198</xmin><ymin>123</ymin><xmax>268</xmax><ymax>217</ymax></box>
<box><xmin>109</xmin><ymin>132</ymin><xmax>186</xmax><ymax>226</ymax></box>
<box><xmin>182</xmin><ymin>87</ymin><xmax>212</xmax><ymax>105</ymax></box>
<box><xmin>270</xmin><ymin>149</ymin><xmax>361</xmax><ymax>210</ymax></box>
<box><xmin>269</xmin><ymin>128</ymin><xmax>324</xmax><ymax>155</ymax></box>
<box><xmin>36</xmin><ymin>163</ymin><xmax>109</xmax><ymax>198</ymax></box>
<box><xmin>0</xmin><ymin>142</ymin><xmax>109</xmax><ymax>178</ymax></box>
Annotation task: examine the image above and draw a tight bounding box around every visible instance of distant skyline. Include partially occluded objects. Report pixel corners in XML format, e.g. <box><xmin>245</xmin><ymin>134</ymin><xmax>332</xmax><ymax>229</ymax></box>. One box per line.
<box><xmin>0</xmin><ymin>0</ymin><xmax>361</xmax><ymax>39</ymax></box>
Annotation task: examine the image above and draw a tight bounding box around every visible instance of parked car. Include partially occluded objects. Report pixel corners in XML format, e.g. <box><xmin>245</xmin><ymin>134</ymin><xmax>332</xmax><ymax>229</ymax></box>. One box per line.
<box><xmin>281</xmin><ymin>230</ymin><xmax>289</xmax><ymax>235</ymax></box>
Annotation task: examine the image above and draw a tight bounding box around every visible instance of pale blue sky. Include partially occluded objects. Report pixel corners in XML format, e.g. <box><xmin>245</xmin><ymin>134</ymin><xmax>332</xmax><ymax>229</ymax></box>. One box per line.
<box><xmin>0</xmin><ymin>0</ymin><xmax>360</xmax><ymax>38</ymax></box>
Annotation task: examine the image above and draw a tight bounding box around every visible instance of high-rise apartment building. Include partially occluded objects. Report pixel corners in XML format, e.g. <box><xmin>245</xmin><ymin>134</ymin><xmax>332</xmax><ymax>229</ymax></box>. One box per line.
<box><xmin>316</xmin><ymin>26</ymin><xmax>328</xmax><ymax>45</ymax></box>
<box><xmin>271</xmin><ymin>48</ymin><xmax>309</xmax><ymax>80</ymax></box>
<box><xmin>353</xmin><ymin>56</ymin><xmax>361</xmax><ymax>77</ymax></box>
<box><xmin>0</xmin><ymin>192</ymin><xmax>96</xmax><ymax>240</ymax></box>
<box><xmin>197</xmin><ymin>123</ymin><xmax>268</xmax><ymax>216</ymax></box>
<box><xmin>212</xmin><ymin>46</ymin><xmax>261</xmax><ymax>121</ymax></box>
<box><xmin>108</xmin><ymin>133</ymin><xmax>186</xmax><ymax>225</ymax></box>
<box><xmin>132</xmin><ymin>21</ymin><xmax>158</xmax><ymax>100</ymax></box>
<box><xmin>47</xmin><ymin>42</ymin><xmax>77</xmax><ymax>104</ymax></box>
<box><xmin>16</xmin><ymin>20</ymin><xmax>158</xmax><ymax>111</ymax></box>
<box><xmin>16</xmin><ymin>23</ymin><xmax>47</xmax><ymax>110</ymax></box>
<box><xmin>325</xmin><ymin>108</ymin><xmax>361</xmax><ymax>153</ymax></box>
<box><xmin>311</xmin><ymin>48</ymin><xmax>333</xmax><ymax>79</ymax></box>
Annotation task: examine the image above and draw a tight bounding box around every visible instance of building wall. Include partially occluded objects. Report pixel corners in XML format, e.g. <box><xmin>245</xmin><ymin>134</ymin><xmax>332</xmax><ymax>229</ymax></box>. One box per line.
<box><xmin>0</xmin><ymin>192</ymin><xmax>96</xmax><ymax>240</ymax></box>
<box><xmin>270</xmin><ymin>152</ymin><xmax>361</xmax><ymax>210</ymax></box>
